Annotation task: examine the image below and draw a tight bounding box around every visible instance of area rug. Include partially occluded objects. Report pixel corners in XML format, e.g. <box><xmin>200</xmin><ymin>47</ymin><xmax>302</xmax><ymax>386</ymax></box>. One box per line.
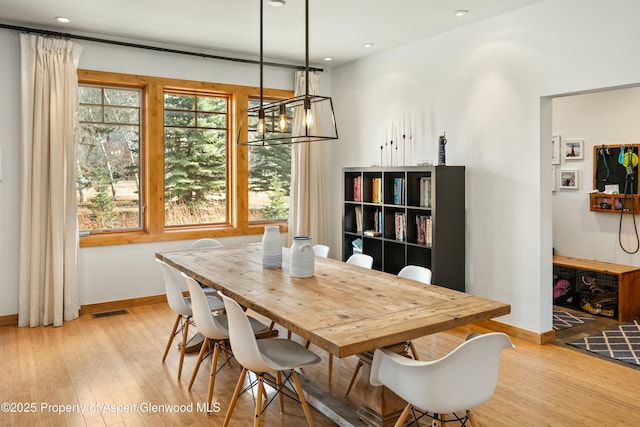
<box><xmin>567</xmin><ymin>320</ymin><xmax>640</xmax><ymax>366</ymax></box>
<box><xmin>553</xmin><ymin>309</ymin><xmax>595</xmax><ymax>331</ymax></box>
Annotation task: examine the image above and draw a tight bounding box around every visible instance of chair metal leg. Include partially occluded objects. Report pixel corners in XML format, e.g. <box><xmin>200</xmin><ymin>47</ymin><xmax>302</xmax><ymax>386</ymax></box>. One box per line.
<box><xmin>223</xmin><ymin>367</ymin><xmax>247</xmax><ymax>427</ymax></box>
<box><xmin>344</xmin><ymin>360</ymin><xmax>363</xmax><ymax>396</ymax></box>
<box><xmin>188</xmin><ymin>337</ymin><xmax>210</xmax><ymax>390</ymax></box>
<box><xmin>162</xmin><ymin>314</ymin><xmax>181</xmax><ymax>362</ymax></box>
<box><xmin>291</xmin><ymin>369</ymin><xmax>315</xmax><ymax>427</ymax></box>
<box><xmin>394</xmin><ymin>403</ymin><xmax>412</xmax><ymax>427</ymax></box>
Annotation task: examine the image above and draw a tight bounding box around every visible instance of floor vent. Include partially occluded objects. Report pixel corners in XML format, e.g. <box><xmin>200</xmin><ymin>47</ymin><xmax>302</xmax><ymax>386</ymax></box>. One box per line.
<box><xmin>92</xmin><ymin>309</ymin><xmax>129</xmax><ymax>318</ymax></box>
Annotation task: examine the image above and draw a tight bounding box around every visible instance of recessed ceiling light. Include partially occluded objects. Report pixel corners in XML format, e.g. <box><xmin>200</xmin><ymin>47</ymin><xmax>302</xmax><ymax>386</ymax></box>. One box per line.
<box><xmin>55</xmin><ymin>16</ymin><xmax>70</xmax><ymax>23</ymax></box>
<box><xmin>454</xmin><ymin>10</ymin><xmax>469</xmax><ymax>17</ymax></box>
<box><xmin>363</xmin><ymin>43</ymin><xmax>375</xmax><ymax>48</ymax></box>
<box><xmin>268</xmin><ymin>0</ymin><xmax>286</xmax><ymax>6</ymax></box>
<box><xmin>323</xmin><ymin>57</ymin><xmax>333</xmax><ymax>61</ymax></box>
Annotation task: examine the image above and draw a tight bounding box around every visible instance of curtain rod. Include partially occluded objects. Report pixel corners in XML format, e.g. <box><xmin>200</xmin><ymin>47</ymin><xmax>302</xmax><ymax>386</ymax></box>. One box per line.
<box><xmin>0</xmin><ymin>23</ymin><xmax>323</xmax><ymax>73</ymax></box>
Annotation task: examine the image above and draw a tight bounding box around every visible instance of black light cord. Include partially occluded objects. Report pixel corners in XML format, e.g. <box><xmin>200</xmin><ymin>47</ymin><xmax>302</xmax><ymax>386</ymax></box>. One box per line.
<box><xmin>618</xmin><ymin>170</ymin><xmax>640</xmax><ymax>254</ymax></box>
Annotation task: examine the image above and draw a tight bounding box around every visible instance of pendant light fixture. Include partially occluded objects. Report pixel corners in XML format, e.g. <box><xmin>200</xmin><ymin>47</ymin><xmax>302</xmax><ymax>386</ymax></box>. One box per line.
<box><xmin>237</xmin><ymin>0</ymin><xmax>338</xmax><ymax>146</ymax></box>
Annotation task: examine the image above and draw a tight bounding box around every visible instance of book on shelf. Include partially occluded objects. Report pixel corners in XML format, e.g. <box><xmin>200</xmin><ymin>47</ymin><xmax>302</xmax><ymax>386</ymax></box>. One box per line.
<box><xmin>354</xmin><ymin>206</ymin><xmax>363</xmax><ymax>233</ymax></box>
<box><xmin>372</xmin><ymin>177</ymin><xmax>383</xmax><ymax>203</ymax></box>
<box><xmin>393</xmin><ymin>177</ymin><xmax>405</xmax><ymax>205</ymax></box>
<box><xmin>419</xmin><ymin>176</ymin><xmax>432</xmax><ymax>208</ymax></box>
<box><xmin>373</xmin><ymin>208</ymin><xmax>382</xmax><ymax>234</ymax></box>
<box><xmin>416</xmin><ymin>214</ymin><xmax>432</xmax><ymax>246</ymax></box>
<box><xmin>363</xmin><ymin>230</ymin><xmax>382</xmax><ymax>237</ymax></box>
<box><xmin>353</xmin><ymin>175</ymin><xmax>362</xmax><ymax>202</ymax></box>
<box><xmin>395</xmin><ymin>212</ymin><xmax>406</xmax><ymax>241</ymax></box>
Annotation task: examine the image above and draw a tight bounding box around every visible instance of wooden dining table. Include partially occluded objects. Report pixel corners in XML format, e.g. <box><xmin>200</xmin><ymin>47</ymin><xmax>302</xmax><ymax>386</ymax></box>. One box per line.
<box><xmin>156</xmin><ymin>244</ymin><xmax>510</xmax><ymax>426</ymax></box>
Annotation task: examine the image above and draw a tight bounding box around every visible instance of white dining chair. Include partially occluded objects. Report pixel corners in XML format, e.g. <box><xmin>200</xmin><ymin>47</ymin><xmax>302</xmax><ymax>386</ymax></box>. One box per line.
<box><xmin>156</xmin><ymin>259</ymin><xmax>224</xmax><ymax>380</ymax></box>
<box><xmin>345</xmin><ymin>264</ymin><xmax>433</xmax><ymax>396</ymax></box>
<box><xmin>398</xmin><ymin>265</ymin><xmax>432</xmax><ymax>284</ymax></box>
<box><xmin>190</xmin><ymin>238</ymin><xmax>223</xmax><ymax>249</ymax></box>
<box><xmin>313</xmin><ymin>244</ymin><xmax>330</xmax><ymax>258</ymax></box>
<box><xmin>218</xmin><ymin>291</ymin><xmax>321</xmax><ymax>427</ymax></box>
<box><xmin>370</xmin><ymin>332</ymin><xmax>514</xmax><ymax>427</ymax></box>
<box><xmin>346</xmin><ymin>253</ymin><xmax>374</xmax><ymax>268</ymax></box>
<box><xmin>184</xmin><ymin>275</ymin><xmax>270</xmax><ymax>411</ymax></box>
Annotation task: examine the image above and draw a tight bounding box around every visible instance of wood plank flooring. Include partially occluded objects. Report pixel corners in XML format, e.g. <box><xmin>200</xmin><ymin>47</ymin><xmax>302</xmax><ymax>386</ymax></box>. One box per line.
<box><xmin>2</xmin><ymin>302</ymin><xmax>640</xmax><ymax>426</ymax></box>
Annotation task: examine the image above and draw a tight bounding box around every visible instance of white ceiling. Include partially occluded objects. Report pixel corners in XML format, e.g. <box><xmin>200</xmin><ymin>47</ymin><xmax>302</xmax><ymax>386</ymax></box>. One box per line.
<box><xmin>0</xmin><ymin>0</ymin><xmax>544</xmax><ymax>67</ymax></box>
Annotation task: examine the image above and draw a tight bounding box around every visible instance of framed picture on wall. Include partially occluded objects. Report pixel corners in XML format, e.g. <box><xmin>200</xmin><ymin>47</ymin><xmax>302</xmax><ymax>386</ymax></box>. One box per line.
<box><xmin>559</xmin><ymin>169</ymin><xmax>579</xmax><ymax>189</ymax></box>
<box><xmin>564</xmin><ymin>139</ymin><xmax>584</xmax><ymax>160</ymax></box>
<box><xmin>552</xmin><ymin>166</ymin><xmax>557</xmax><ymax>191</ymax></box>
<box><xmin>552</xmin><ymin>135</ymin><xmax>561</xmax><ymax>165</ymax></box>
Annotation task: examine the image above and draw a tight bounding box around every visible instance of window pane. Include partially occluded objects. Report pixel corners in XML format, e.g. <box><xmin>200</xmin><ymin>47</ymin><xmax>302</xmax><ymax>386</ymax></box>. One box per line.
<box><xmin>77</xmin><ymin>86</ymin><xmax>142</xmax><ymax>232</ymax></box>
<box><xmin>164</xmin><ymin>93</ymin><xmax>195</xmax><ymax>110</ymax></box>
<box><xmin>79</xmin><ymin>86</ymin><xmax>102</xmax><ymax>104</ymax></box>
<box><xmin>197</xmin><ymin>96</ymin><xmax>226</xmax><ymax>113</ymax></box>
<box><xmin>104</xmin><ymin>88</ymin><xmax>140</xmax><ymax>107</ymax></box>
<box><xmin>164</xmin><ymin>92</ymin><xmax>228</xmax><ymax>226</ymax></box>
<box><xmin>197</xmin><ymin>112</ymin><xmax>226</xmax><ymax>129</ymax></box>
<box><xmin>79</xmin><ymin>105</ymin><xmax>103</xmax><ymax>122</ymax></box>
<box><xmin>165</xmin><ymin>110</ymin><xmax>196</xmax><ymax>127</ymax></box>
<box><xmin>105</xmin><ymin>106</ymin><xmax>140</xmax><ymax>124</ymax></box>
<box><xmin>247</xmin><ymin>99</ymin><xmax>291</xmax><ymax>223</ymax></box>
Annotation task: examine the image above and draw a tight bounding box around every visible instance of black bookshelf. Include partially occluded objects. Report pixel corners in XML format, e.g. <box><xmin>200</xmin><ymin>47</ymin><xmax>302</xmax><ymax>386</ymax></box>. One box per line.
<box><xmin>342</xmin><ymin>166</ymin><xmax>465</xmax><ymax>292</ymax></box>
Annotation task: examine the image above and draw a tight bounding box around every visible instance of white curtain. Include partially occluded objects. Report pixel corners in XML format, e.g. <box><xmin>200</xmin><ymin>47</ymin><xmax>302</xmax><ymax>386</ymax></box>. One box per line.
<box><xmin>18</xmin><ymin>34</ymin><xmax>83</xmax><ymax>327</ymax></box>
<box><xmin>288</xmin><ymin>71</ymin><xmax>327</xmax><ymax>246</ymax></box>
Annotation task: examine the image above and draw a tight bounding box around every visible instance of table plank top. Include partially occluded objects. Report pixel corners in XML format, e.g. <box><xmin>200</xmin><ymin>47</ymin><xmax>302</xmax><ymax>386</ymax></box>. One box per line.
<box><xmin>156</xmin><ymin>245</ymin><xmax>510</xmax><ymax>358</ymax></box>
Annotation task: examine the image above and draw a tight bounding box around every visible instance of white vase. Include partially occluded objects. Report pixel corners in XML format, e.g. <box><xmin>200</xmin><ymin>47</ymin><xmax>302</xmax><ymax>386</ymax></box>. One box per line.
<box><xmin>290</xmin><ymin>236</ymin><xmax>314</xmax><ymax>278</ymax></box>
<box><xmin>261</xmin><ymin>225</ymin><xmax>282</xmax><ymax>269</ymax></box>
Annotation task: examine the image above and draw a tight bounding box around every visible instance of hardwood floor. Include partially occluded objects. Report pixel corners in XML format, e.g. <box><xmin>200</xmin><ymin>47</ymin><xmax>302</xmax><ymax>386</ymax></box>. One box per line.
<box><xmin>2</xmin><ymin>302</ymin><xmax>640</xmax><ymax>426</ymax></box>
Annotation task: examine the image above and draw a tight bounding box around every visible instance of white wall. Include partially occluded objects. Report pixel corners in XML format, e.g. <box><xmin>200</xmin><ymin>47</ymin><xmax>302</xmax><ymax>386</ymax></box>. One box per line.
<box><xmin>552</xmin><ymin>86</ymin><xmax>640</xmax><ymax>264</ymax></box>
<box><xmin>329</xmin><ymin>0</ymin><xmax>640</xmax><ymax>333</ymax></box>
<box><xmin>0</xmin><ymin>31</ymin><xmax>308</xmax><ymax>314</ymax></box>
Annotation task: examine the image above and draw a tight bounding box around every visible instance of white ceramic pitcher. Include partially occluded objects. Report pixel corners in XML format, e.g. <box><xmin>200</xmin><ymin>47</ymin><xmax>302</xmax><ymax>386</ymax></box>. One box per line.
<box><xmin>289</xmin><ymin>236</ymin><xmax>314</xmax><ymax>278</ymax></box>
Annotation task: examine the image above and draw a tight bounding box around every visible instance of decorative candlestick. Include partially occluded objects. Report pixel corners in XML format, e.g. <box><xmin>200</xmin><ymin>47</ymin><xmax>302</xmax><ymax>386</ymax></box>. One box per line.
<box><xmin>402</xmin><ymin>115</ymin><xmax>406</xmax><ymax>167</ymax></box>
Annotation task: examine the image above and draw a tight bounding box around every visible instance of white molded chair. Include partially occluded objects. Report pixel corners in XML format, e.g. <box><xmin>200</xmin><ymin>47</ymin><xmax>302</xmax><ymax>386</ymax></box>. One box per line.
<box><xmin>370</xmin><ymin>332</ymin><xmax>514</xmax><ymax>427</ymax></box>
<box><xmin>398</xmin><ymin>265</ymin><xmax>432</xmax><ymax>284</ymax></box>
<box><xmin>156</xmin><ymin>259</ymin><xmax>225</xmax><ymax>380</ymax></box>
<box><xmin>346</xmin><ymin>253</ymin><xmax>374</xmax><ymax>269</ymax></box>
<box><xmin>312</xmin><ymin>244</ymin><xmax>330</xmax><ymax>258</ymax></box>
<box><xmin>218</xmin><ymin>291</ymin><xmax>321</xmax><ymax>427</ymax></box>
<box><xmin>190</xmin><ymin>238</ymin><xmax>224</xmax><ymax>249</ymax></box>
<box><xmin>346</xmin><ymin>265</ymin><xmax>433</xmax><ymax>396</ymax></box>
<box><xmin>184</xmin><ymin>275</ymin><xmax>270</xmax><ymax>411</ymax></box>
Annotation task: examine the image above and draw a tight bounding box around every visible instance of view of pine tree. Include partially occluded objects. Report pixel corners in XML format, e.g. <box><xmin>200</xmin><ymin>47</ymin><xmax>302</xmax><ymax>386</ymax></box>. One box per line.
<box><xmin>164</xmin><ymin>93</ymin><xmax>227</xmax><ymax>208</ymax></box>
<box><xmin>264</xmin><ymin>175</ymin><xmax>289</xmax><ymax>220</ymax></box>
<box><xmin>89</xmin><ymin>168</ymin><xmax>117</xmax><ymax>229</ymax></box>
<box><xmin>249</xmin><ymin>144</ymin><xmax>291</xmax><ymax>195</ymax></box>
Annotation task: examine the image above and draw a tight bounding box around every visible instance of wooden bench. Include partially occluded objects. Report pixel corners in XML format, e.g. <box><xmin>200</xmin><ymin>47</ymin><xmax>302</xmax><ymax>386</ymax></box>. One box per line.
<box><xmin>553</xmin><ymin>255</ymin><xmax>640</xmax><ymax>322</ymax></box>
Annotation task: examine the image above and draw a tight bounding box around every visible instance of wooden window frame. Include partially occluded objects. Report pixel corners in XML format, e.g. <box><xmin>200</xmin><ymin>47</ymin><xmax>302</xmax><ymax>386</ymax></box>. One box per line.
<box><xmin>78</xmin><ymin>70</ymin><xmax>291</xmax><ymax>248</ymax></box>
